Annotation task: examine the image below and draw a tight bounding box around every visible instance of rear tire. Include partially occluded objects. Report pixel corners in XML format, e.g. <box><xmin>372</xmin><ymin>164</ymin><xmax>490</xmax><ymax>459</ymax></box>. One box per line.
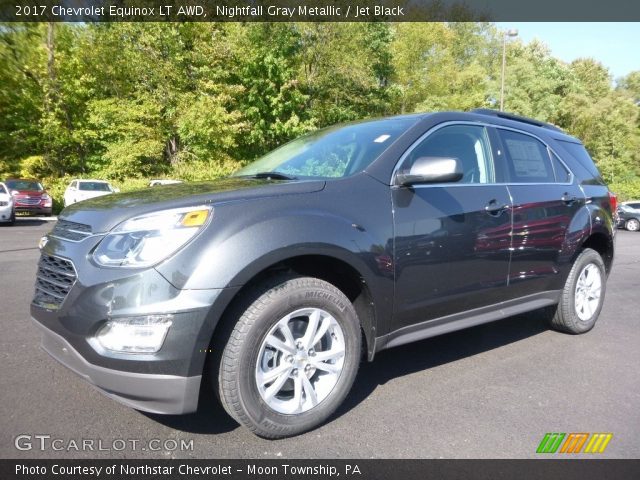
<box><xmin>626</xmin><ymin>218</ymin><xmax>640</xmax><ymax>232</ymax></box>
<box><xmin>215</xmin><ymin>276</ymin><xmax>361</xmax><ymax>439</ymax></box>
<box><xmin>548</xmin><ymin>248</ymin><xmax>606</xmax><ymax>334</ymax></box>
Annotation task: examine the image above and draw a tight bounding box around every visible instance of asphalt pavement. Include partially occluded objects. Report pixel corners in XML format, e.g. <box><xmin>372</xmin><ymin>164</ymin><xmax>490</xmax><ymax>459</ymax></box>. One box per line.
<box><xmin>1</xmin><ymin>218</ymin><xmax>639</xmax><ymax>458</ymax></box>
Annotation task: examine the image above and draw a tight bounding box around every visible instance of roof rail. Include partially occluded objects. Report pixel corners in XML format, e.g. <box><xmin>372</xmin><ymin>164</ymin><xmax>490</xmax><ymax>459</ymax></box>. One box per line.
<box><xmin>471</xmin><ymin>108</ymin><xmax>564</xmax><ymax>133</ymax></box>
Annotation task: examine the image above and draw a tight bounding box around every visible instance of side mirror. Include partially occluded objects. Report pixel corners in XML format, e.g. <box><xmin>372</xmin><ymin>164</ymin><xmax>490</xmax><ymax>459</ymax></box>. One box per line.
<box><xmin>396</xmin><ymin>156</ymin><xmax>463</xmax><ymax>186</ymax></box>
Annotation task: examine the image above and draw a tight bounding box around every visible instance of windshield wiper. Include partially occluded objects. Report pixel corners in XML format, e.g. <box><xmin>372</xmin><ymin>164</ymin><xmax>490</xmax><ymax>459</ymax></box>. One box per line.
<box><xmin>243</xmin><ymin>172</ymin><xmax>297</xmax><ymax>180</ymax></box>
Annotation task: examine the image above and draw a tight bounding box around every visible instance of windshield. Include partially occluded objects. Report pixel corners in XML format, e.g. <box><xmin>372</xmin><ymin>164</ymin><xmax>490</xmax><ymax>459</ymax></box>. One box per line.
<box><xmin>6</xmin><ymin>180</ymin><xmax>43</xmax><ymax>191</ymax></box>
<box><xmin>0</xmin><ymin>184</ymin><xmax>6</xmax><ymax>194</ymax></box>
<box><xmin>234</xmin><ymin>117</ymin><xmax>420</xmax><ymax>179</ymax></box>
<box><xmin>79</xmin><ymin>181</ymin><xmax>111</xmax><ymax>192</ymax></box>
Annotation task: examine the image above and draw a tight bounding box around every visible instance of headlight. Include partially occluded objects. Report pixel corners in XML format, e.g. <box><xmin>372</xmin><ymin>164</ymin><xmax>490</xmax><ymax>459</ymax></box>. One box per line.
<box><xmin>94</xmin><ymin>315</ymin><xmax>173</xmax><ymax>353</ymax></box>
<box><xmin>41</xmin><ymin>193</ymin><xmax>51</xmax><ymax>200</ymax></box>
<box><xmin>93</xmin><ymin>205</ymin><xmax>212</xmax><ymax>268</ymax></box>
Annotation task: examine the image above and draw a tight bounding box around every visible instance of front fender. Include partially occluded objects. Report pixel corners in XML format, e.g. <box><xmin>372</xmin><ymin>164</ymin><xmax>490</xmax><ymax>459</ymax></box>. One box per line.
<box><xmin>155</xmin><ymin>177</ymin><xmax>395</xmax><ymax>360</ymax></box>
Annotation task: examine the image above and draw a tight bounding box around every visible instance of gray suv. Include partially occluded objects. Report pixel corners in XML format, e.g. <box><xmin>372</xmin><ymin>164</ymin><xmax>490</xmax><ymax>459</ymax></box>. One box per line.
<box><xmin>32</xmin><ymin>110</ymin><xmax>616</xmax><ymax>438</ymax></box>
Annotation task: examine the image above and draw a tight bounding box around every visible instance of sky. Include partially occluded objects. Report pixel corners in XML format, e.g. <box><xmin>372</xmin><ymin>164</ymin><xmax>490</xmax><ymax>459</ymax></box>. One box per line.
<box><xmin>495</xmin><ymin>23</ymin><xmax>639</xmax><ymax>81</ymax></box>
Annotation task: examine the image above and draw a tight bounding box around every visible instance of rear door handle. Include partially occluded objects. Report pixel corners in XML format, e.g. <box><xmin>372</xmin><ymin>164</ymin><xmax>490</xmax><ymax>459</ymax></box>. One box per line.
<box><xmin>561</xmin><ymin>193</ymin><xmax>577</xmax><ymax>205</ymax></box>
<box><xmin>485</xmin><ymin>199</ymin><xmax>510</xmax><ymax>216</ymax></box>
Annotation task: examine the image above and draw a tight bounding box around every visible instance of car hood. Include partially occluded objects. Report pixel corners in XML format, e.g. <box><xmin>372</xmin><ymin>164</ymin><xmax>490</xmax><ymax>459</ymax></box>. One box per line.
<box><xmin>60</xmin><ymin>177</ymin><xmax>326</xmax><ymax>233</ymax></box>
<box><xmin>13</xmin><ymin>190</ymin><xmax>45</xmax><ymax>196</ymax></box>
<box><xmin>0</xmin><ymin>192</ymin><xmax>11</xmax><ymax>202</ymax></box>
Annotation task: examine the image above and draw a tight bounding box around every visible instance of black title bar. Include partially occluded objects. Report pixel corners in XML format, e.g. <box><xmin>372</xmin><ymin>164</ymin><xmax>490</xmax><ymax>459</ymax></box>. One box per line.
<box><xmin>2</xmin><ymin>459</ymin><xmax>640</xmax><ymax>480</ymax></box>
<box><xmin>2</xmin><ymin>0</ymin><xmax>640</xmax><ymax>22</ymax></box>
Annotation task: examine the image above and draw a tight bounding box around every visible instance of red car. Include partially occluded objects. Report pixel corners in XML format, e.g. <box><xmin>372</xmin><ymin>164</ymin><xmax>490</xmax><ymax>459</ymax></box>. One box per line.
<box><xmin>5</xmin><ymin>178</ymin><xmax>53</xmax><ymax>216</ymax></box>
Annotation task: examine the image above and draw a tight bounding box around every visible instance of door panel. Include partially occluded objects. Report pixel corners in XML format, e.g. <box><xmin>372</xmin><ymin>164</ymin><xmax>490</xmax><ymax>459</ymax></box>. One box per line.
<box><xmin>493</xmin><ymin>128</ymin><xmax>585</xmax><ymax>297</ymax></box>
<box><xmin>392</xmin><ymin>185</ymin><xmax>512</xmax><ymax>328</ymax></box>
<box><xmin>391</xmin><ymin>124</ymin><xmax>512</xmax><ymax>330</ymax></box>
<box><xmin>506</xmin><ymin>185</ymin><xmax>584</xmax><ymax>296</ymax></box>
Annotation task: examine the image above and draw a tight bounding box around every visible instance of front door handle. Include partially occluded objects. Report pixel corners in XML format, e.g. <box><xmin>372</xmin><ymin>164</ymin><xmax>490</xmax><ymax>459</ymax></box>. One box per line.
<box><xmin>485</xmin><ymin>199</ymin><xmax>510</xmax><ymax>216</ymax></box>
<box><xmin>561</xmin><ymin>193</ymin><xmax>577</xmax><ymax>205</ymax></box>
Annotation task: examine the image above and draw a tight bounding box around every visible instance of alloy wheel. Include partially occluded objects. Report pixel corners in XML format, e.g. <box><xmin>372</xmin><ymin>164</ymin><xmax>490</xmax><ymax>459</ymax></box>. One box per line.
<box><xmin>574</xmin><ymin>263</ymin><xmax>602</xmax><ymax>322</ymax></box>
<box><xmin>255</xmin><ymin>308</ymin><xmax>346</xmax><ymax>414</ymax></box>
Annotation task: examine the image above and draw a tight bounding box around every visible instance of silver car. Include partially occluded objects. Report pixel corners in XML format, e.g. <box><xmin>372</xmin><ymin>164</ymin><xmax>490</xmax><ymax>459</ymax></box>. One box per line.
<box><xmin>0</xmin><ymin>182</ymin><xmax>15</xmax><ymax>225</ymax></box>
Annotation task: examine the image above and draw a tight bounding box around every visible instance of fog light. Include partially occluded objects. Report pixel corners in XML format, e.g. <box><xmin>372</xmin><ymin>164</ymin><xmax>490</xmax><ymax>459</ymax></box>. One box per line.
<box><xmin>94</xmin><ymin>315</ymin><xmax>172</xmax><ymax>353</ymax></box>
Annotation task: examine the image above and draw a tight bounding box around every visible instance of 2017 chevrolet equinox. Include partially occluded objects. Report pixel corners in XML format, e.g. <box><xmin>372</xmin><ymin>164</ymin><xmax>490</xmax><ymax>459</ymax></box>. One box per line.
<box><xmin>31</xmin><ymin>110</ymin><xmax>616</xmax><ymax>438</ymax></box>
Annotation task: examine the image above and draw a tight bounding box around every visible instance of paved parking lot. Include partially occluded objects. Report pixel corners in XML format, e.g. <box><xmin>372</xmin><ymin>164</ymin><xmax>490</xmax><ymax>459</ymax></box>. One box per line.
<box><xmin>1</xmin><ymin>218</ymin><xmax>639</xmax><ymax>458</ymax></box>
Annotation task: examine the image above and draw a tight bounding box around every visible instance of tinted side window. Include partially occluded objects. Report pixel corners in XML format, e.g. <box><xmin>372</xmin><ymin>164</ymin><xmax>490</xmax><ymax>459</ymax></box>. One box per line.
<box><xmin>556</xmin><ymin>140</ymin><xmax>603</xmax><ymax>182</ymax></box>
<box><xmin>404</xmin><ymin>125</ymin><xmax>495</xmax><ymax>184</ymax></box>
<box><xmin>551</xmin><ymin>153</ymin><xmax>571</xmax><ymax>183</ymax></box>
<box><xmin>497</xmin><ymin>129</ymin><xmax>554</xmax><ymax>183</ymax></box>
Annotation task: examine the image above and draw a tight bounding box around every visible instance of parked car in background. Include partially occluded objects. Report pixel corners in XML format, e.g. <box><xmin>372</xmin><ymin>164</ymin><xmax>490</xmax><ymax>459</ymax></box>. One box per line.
<box><xmin>5</xmin><ymin>178</ymin><xmax>52</xmax><ymax>216</ymax></box>
<box><xmin>33</xmin><ymin>110</ymin><xmax>616</xmax><ymax>439</ymax></box>
<box><xmin>616</xmin><ymin>201</ymin><xmax>640</xmax><ymax>231</ymax></box>
<box><xmin>63</xmin><ymin>179</ymin><xmax>119</xmax><ymax>207</ymax></box>
<box><xmin>0</xmin><ymin>182</ymin><xmax>15</xmax><ymax>225</ymax></box>
<box><xmin>149</xmin><ymin>179</ymin><xmax>183</xmax><ymax>187</ymax></box>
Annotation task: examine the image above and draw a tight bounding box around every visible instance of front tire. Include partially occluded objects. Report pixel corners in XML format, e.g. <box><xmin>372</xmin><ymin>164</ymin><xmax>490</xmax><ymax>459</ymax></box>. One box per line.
<box><xmin>626</xmin><ymin>218</ymin><xmax>640</xmax><ymax>232</ymax></box>
<box><xmin>216</xmin><ymin>276</ymin><xmax>361</xmax><ymax>438</ymax></box>
<box><xmin>549</xmin><ymin>248</ymin><xmax>606</xmax><ymax>334</ymax></box>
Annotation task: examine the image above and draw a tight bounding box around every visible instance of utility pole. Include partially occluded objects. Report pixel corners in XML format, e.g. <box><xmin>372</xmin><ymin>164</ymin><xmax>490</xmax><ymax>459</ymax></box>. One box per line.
<box><xmin>500</xmin><ymin>29</ymin><xmax>518</xmax><ymax>111</ymax></box>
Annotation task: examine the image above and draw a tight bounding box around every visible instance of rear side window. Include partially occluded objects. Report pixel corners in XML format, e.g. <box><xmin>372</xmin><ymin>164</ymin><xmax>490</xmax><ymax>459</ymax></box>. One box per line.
<box><xmin>79</xmin><ymin>182</ymin><xmax>111</xmax><ymax>191</ymax></box>
<box><xmin>556</xmin><ymin>140</ymin><xmax>603</xmax><ymax>182</ymax></box>
<box><xmin>497</xmin><ymin>129</ymin><xmax>555</xmax><ymax>183</ymax></box>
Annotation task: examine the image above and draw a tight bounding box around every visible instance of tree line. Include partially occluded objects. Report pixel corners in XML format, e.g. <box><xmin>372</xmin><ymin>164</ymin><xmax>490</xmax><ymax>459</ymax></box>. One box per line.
<box><xmin>1</xmin><ymin>22</ymin><xmax>639</xmax><ymax>199</ymax></box>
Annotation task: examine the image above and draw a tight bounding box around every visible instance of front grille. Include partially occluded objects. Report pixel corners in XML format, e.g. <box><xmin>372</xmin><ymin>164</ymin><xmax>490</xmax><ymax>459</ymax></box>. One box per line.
<box><xmin>33</xmin><ymin>255</ymin><xmax>77</xmax><ymax>309</ymax></box>
<box><xmin>52</xmin><ymin>219</ymin><xmax>93</xmax><ymax>241</ymax></box>
<box><xmin>16</xmin><ymin>198</ymin><xmax>41</xmax><ymax>205</ymax></box>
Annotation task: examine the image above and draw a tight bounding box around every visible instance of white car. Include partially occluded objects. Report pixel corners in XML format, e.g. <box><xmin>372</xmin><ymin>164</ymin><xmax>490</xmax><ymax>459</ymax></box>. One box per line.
<box><xmin>0</xmin><ymin>182</ymin><xmax>15</xmax><ymax>225</ymax></box>
<box><xmin>148</xmin><ymin>179</ymin><xmax>182</xmax><ymax>187</ymax></box>
<box><xmin>63</xmin><ymin>179</ymin><xmax>119</xmax><ymax>207</ymax></box>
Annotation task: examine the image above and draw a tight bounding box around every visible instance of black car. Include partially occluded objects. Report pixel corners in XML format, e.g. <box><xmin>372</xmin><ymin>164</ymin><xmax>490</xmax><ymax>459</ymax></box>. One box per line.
<box><xmin>616</xmin><ymin>201</ymin><xmax>640</xmax><ymax>232</ymax></box>
<box><xmin>31</xmin><ymin>109</ymin><xmax>616</xmax><ymax>438</ymax></box>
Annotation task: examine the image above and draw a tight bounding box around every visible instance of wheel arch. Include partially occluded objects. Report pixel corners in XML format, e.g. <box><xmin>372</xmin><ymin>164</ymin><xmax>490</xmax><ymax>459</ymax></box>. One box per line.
<box><xmin>203</xmin><ymin>250</ymin><xmax>380</xmax><ymax>378</ymax></box>
<box><xmin>563</xmin><ymin>204</ymin><xmax>615</xmax><ymax>276</ymax></box>
<box><xmin>579</xmin><ymin>231</ymin><xmax>614</xmax><ymax>274</ymax></box>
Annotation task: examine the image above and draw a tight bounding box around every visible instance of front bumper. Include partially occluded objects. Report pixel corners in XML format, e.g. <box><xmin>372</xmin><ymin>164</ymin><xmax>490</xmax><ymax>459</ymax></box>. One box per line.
<box><xmin>30</xmin><ymin>279</ymin><xmax>231</xmax><ymax>413</ymax></box>
<box><xmin>30</xmin><ymin>221</ymin><xmax>242</xmax><ymax>414</ymax></box>
<box><xmin>33</xmin><ymin>320</ymin><xmax>201</xmax><ymax>414</ymax></box>
<box><xmin>15</xmin><ymin>204</ymin><xmax>52</xmax><ymax>215</ymax></box>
